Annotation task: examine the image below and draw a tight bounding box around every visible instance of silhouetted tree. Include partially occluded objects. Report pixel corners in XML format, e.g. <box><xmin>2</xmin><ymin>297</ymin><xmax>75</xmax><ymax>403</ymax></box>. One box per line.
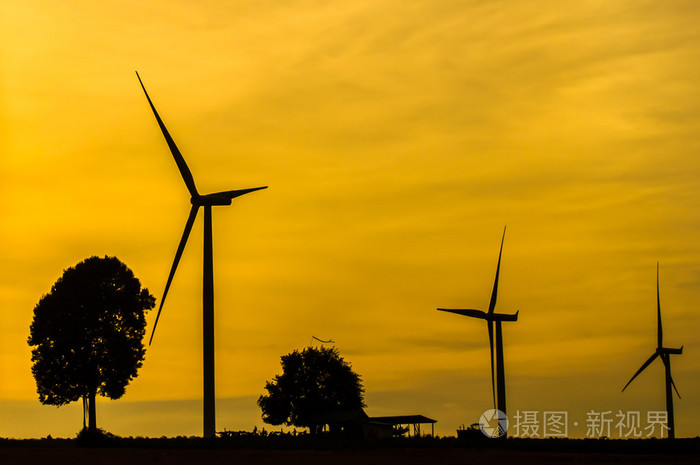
<box><xmin>258</xmin><ymin>346</ymin><xmax>365</xmax><ymax>433</ymax></box>
<box><xmin>28</xmin><ymin>256</ymin><xmax>155</xmax><ymax>432</ymax></box>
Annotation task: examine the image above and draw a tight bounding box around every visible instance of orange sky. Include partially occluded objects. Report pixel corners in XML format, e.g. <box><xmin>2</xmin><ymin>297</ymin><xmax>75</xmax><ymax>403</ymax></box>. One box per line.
<box><xmin>1</xmin><ymin>0</ymin><xmax>700</xmax><ymax>438</ymax></box>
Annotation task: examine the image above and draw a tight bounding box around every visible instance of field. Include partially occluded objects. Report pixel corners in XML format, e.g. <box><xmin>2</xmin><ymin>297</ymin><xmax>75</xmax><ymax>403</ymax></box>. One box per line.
<box><xmin>1</xmin><ymin>437</ymin><xmax>699</xmax><ymax>465</ymax></box>
<box><xmin>1</xmin><ymin>447</ymin><xmax>700</xmax><ymax>465</ymax></box>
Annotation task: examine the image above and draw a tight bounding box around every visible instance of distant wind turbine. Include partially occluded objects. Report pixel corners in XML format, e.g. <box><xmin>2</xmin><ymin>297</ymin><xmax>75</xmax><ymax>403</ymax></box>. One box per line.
<box><xmin>136</xmin><ymin>71</ymin><xmax>267</xmax><ymax>438</ymax></box>
<box><xmin>622</xmin><ymin>263</ymin><xmax>683</xmax><ymax>439</ymax></box>
<box><xmin>437</xmin><ymin>227</ymin><xmax>519</xmax><ymax>437</ymax></box>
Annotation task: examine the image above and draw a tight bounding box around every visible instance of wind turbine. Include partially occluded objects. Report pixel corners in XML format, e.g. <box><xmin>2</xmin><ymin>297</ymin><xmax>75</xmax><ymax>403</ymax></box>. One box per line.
<box><xmin>136</xmin><ymin>72</ymin><xmax>267</xmax><ymax>438</ymax></box>
<box><xmin>438</xmin><ymin>227</ymin><xmax>518</xmax><ymax>437</ymax></box>
<box><xmin>622</xmin><ymin>263</ymin><xmax>683</xmax><ymax>439</ymax></box>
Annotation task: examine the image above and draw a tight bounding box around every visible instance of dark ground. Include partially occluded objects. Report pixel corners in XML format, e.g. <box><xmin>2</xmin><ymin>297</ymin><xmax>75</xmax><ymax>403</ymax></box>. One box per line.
<box><xmin>1</xmin><ymin>447</ymin><xmax>699</xmax><ymax>465</ymax></box>
<box><xmin>1</xmin><ymin>436</ymin><xmax>698</xmax><ymax>465</ymax></box>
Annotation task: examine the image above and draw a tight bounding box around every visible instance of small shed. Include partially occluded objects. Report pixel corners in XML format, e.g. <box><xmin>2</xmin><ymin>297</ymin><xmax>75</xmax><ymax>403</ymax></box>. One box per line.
<box><xmin>368</xmin><ymin>415</ymin><xmax>437</xmax><ymax>437</ymax></box>
<box><xmin>307</xmin><ymin>410</ymin><xmax>436</xmax><ymax>439</ymax></box>
<box><xmin>307</xmin><ymin>409</ymin><xmax>392</xmax><ymax>439</ymax></box>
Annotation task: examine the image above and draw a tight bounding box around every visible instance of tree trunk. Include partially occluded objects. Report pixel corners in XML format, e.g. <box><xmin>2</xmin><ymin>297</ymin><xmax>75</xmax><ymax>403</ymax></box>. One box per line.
<box><xmin>88</xmin><ymin>392</ymin><xmax>97</xmax><ymax>431</ymax></box>
<box><xmin>82</xmin><ymin>396</ymin><xmax>87</xmax><ymax>430</ymax></box>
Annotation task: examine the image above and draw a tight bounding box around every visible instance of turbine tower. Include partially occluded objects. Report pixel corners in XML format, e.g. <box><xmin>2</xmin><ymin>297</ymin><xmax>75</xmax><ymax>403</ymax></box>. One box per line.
<box><xmin>622</xmin><ymin>263</ymin><xmax>683</xmax><ymax>439</ymax></box>
<box><xmin>438</xmin><ymin>227</ymin><xmax>518</xmax><ymax>437</ymax></box>
<box><xmin>136</xmin><ymin>72</ymin><xmax>267</xmax><ymax>438</ymax></box>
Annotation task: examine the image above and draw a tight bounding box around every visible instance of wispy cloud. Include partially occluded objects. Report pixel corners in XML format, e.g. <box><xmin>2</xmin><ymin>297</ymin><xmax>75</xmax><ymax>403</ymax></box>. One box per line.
<box><xmin>2</xmin><ymin>0</ymin><xmax>700</xmax><ymax>438</ymax></box>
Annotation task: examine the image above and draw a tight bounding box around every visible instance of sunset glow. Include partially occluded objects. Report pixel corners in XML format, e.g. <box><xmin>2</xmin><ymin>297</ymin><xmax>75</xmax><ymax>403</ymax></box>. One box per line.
<box><xmin>2</xmin><ymin>0</ymin><xmax>700</xmax><ymax>438</ymax></box>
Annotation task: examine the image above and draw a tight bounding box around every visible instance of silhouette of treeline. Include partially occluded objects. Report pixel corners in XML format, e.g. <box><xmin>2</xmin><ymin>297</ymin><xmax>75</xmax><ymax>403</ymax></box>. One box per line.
<box><xmin>1</xmin><ymin>434</ymin><xmax>700</xmax><ymax>455</ymax></box>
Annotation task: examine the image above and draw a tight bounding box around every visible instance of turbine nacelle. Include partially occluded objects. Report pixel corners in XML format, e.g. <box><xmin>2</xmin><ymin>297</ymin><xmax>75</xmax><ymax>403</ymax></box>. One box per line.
<box><xmin>659</xmin><ymin>346</ymin><xmax>683</xmax><ymax>355</ymax></box>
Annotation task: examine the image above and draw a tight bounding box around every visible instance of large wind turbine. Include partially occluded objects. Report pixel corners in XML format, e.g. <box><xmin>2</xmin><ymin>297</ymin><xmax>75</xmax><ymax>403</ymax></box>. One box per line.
<box><xmin>136</xmin><ymin>72</ymin><xmax>267</xmax><ymax>438</ymax></box>
<box><xmin>622</xmin><ymin>263</ymin><xmax>683</xmax><ymax>439</ymax></box>
<box><xmin>438</xmin><ymin>227</ymin><xmax>518</xmax><ymax>437</ymax></box>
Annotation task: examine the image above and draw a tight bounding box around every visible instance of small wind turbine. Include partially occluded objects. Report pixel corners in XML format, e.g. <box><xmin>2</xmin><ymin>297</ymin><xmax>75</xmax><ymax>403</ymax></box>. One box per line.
<box><xmin>622</xmin><ymin>263</ymin><xmax>683</xmax><ymax>439</ymax></box>
<box><xmin>438</xmin><ymin>227</ymin><xmax>518</xmax><ymax>437</ymax></box>
<box><xmin>137</xmin><ymin>72</ymin><xmax>267</xmax><ymax>438</ymax></box>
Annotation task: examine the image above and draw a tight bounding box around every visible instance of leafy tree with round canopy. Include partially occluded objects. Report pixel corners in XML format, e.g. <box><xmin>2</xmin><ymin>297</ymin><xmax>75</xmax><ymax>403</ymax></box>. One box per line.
<box><xmin>258</xmin><ymin>346</ymin><xmax>365</xmax><ymax>433</ymax></box>
<box><xmin>28</xmin><ymin>256</ymin><xmax>155</xmax><ymax>432</ymax></box>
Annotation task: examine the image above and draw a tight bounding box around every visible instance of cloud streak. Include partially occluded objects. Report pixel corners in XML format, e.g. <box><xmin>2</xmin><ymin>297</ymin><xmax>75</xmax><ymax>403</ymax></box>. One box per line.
<box><xmin>2</xmin><ymin>0</ymin><xmax>700</xmax><ymax>438</ymax></box>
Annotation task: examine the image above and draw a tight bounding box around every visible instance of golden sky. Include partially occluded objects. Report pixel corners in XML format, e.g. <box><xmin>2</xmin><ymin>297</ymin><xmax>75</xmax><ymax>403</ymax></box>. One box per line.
<box><xmin>2</xmin><ymin>0</ymin><xmax>700</xmax><ymax>438</ymax></box>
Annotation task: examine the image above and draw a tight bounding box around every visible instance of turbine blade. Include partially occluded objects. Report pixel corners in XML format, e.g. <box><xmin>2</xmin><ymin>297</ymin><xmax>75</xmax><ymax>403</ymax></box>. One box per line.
<box><xmin>136</xmin><ymin>71</ymin><xmax>199</xmax><ymax>197</ymax></box>
<box><xmin>208</xmin><ymin>186</ymin><xmax>268</xmax><ymax>201</ymax></box>
<box><xmin>622</xmin><ymin>352</ymin><xmax>658</xmax><ymax>392</ymax></box>
<box><xmin>657</xmin><ymin>262</ymin><xmax>663</xmax><ymax>348</ymax></box>
<box><xmin>437</xmin><ymin>308</ymin><xmax>488</xmax><ymax>319</ymax></box>
<box><xmin>660</xmin><ymin>354</ymin><xmax>682</xmax><ymax>399</ymax></box>
<box><xmin>670</xmin><ymin>374</ymin><xmax>681</xmax><ymax>399</ymax></box>
<box><xmin>149</xmin><ymin>205</ymin><xmax>200</xmax><ymax>345</ymax></box>
<box><xmin>488</xmin><ymin>226</ymin><xmax>506</xmax><ymax>314</ymax></box>
<box><xmin>488</xmin><ymin>319</ymin><xmax>496</xmax><ymax>410</ymax></box>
